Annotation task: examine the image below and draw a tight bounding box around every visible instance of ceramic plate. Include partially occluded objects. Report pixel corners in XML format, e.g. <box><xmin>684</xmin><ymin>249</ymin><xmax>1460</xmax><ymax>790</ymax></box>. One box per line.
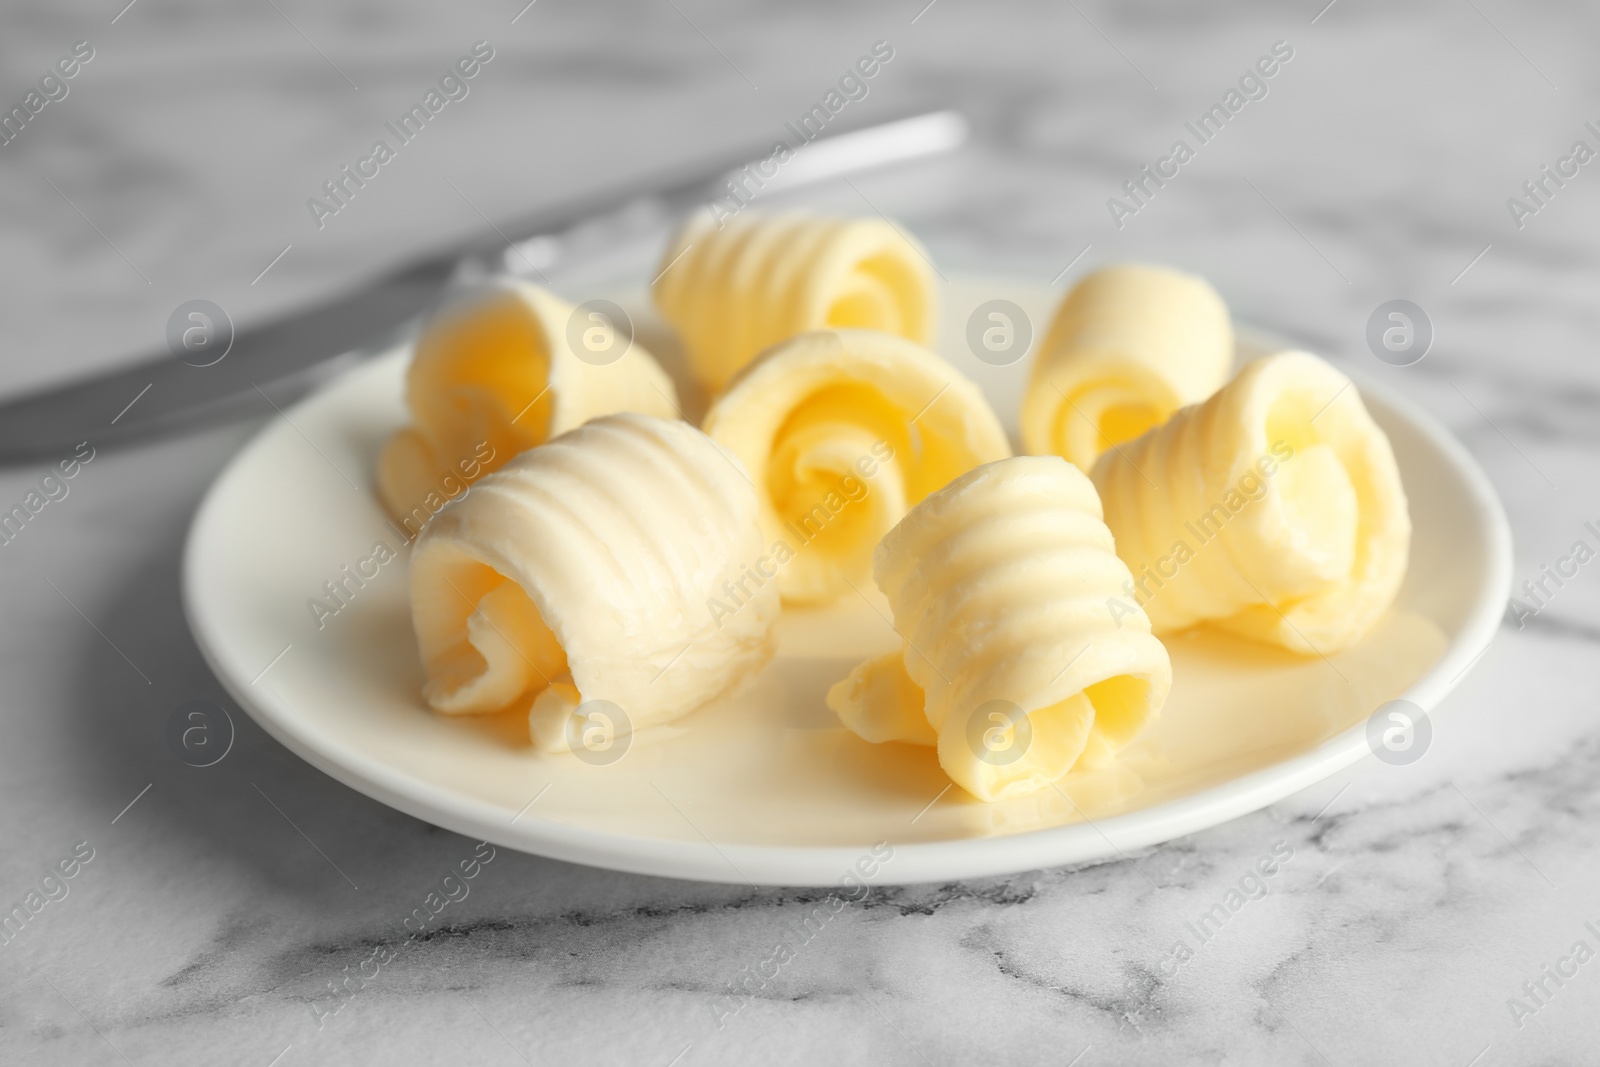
<box><xmin>182</xmin><ymin>275</ymin><xmax>1511</xmax><ymax>886</ymax></box>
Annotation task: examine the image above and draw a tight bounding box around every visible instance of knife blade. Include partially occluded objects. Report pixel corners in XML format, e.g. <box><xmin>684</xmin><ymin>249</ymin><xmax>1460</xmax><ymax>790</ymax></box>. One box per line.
<box><xmin>0</xmin><ymin>109</ymin><xmax>966</xmax><ymax>462</ymax></box>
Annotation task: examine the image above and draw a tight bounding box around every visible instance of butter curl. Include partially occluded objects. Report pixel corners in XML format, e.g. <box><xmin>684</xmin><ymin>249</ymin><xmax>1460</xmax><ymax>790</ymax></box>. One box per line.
<box><xmin>653</xmin><ymin>212</ymin><xmax>937</xmax><ymax>393</ymax></box>
<box><xmin>1022</xmin><ymin>263</ymin><xmax>1232</xmax><ymax>469</ymax></box>
<box><xmin>410</xmin><ymin>414</ymin><xmax>778</xmax><ymax>750</ymax></box>
<box><xmin>1091</xmin><ymin>350</ymin><xmax>1411</xmax><ymax>655</ymax></box>
<box><xmin>703</xmin><ymin>328</ymin><xmax>1011</xmax><ymax>604</ymax></box>
<box><xmin>379</xmin><ymin>280</ymin><xmax>678</xmax><ymax>529</ymax></box>
<box><xmin>828</xmin><ymin>455</ymin><xmax>1171</xmax><ymax>802</ymax></box>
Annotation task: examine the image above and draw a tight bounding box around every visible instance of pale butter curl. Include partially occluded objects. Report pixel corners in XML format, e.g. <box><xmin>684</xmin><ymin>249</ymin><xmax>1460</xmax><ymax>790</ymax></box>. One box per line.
<box><xmin>1022</xmin><ymin>263</ymin><xmax>1232</xmax><ymax>470</ymax></box>
<box><xmin>828</xmin><ymin>455</ymin><xmax>1171</xmax><ymax>802</ymax></box>
<box><xmin>410</xmin><ymin>414</ymin><xmax>778</xmax><ymax>751</ymax></box>
<box><xmin>1091</xmin><ymin>350</ymin><xmax>1410</xmax><ymax>655</ymax></box>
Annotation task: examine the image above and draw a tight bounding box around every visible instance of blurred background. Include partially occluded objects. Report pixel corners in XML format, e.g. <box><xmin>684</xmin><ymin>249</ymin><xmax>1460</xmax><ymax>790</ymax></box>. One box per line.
<box><xmin>2</xmin><ymin>1</ymin><xmax>1597</xmax><ymax>1064</ymax></box>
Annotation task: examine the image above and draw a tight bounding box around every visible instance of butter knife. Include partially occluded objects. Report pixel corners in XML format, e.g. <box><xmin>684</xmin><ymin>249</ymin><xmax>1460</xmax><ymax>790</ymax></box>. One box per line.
<box><xmin>0</xmin><ymin>109</ymin><xmax>966</xmax><ymax>461</ymax></box>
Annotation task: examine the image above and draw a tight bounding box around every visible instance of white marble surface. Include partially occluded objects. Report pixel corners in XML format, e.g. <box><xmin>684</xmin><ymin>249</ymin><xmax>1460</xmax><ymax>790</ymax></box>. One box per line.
<box><xmin>2</xmin><ymin>0</ymin><xmax>1599</xmax><ymax>1064</ymax></box>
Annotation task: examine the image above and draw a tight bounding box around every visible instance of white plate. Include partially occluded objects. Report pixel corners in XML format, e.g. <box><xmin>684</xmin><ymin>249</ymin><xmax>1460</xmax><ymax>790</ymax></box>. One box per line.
<box><xmin>183</xmin><ymin>275</ymin><xmax>1512</xmax><ymax>886</ymax></box>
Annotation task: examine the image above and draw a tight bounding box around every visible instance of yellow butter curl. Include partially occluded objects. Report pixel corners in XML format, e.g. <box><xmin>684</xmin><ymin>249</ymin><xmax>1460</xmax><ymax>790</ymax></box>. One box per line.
<box><xmin>378</xmin><ymin>280</ymin><xmax>678</xmax><ymax>533</ymax></box>
<box><xmin>703</xmin><ymin>328</ymin><xmax>1011</xmax><ymax>604</ymax></box>
<box><xmin>653</xmin><ymin>212</ymin><xmax>937</xmax><ymax>393</ymax></box>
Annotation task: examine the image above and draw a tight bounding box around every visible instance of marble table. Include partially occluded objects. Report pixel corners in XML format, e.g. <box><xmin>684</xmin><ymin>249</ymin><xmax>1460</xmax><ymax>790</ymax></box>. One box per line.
<box><xmin>2</xmin><ymin>0</ymin><xmax>1597</xmax><ymax>1063</ymax></box>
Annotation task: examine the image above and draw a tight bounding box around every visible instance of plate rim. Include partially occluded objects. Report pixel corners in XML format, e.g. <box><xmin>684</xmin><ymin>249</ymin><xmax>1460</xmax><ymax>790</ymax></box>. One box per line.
<box><xmin>182</xmin><ymin>330</ymin><xmax>1513</xmax><ymax>888</ymax></box>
